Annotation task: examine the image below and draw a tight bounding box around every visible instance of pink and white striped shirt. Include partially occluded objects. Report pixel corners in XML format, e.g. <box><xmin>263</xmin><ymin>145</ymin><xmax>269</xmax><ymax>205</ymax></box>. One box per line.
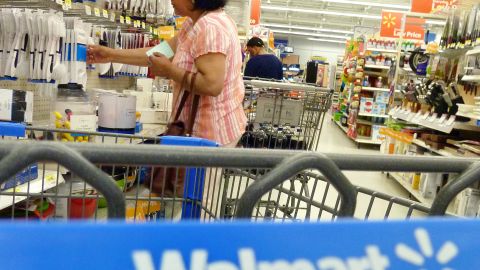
<box><xmin>171</xmin><ymin>10</ymin><xmax>247</xmax><ymax>146</ymax></box>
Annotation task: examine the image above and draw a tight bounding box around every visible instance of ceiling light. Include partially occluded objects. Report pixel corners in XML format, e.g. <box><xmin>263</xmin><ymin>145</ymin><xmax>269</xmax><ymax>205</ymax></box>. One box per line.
<box><xmin>262</xmin><ymin>5</ymin><xmax>382</xmax><ymax>20</ymax></box>
<box><xmin>307</xmin><ymin>38</ymin><xmax>347</xmax><ymax>44</ymax></box>
<box><xmin>273</xmin><ymin>29</ymin><xmax>349</xmax><ymax>40</ymax></box>
<box><xmin>261</xmin><ymin>23</ymin><xmax>353</xmax><ymax>34</ymax></box>
<box><xmin>318</xmin><ymin>0</ymin><xmax>410</xmax><ymax>10</ymax></box>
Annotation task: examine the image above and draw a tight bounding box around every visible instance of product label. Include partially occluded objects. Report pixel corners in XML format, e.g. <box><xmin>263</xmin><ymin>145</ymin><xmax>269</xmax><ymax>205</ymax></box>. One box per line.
<box><xmin>70</xmin><ymin>115</ymin><xmax>97</xmax><ymax>132</ymax></box>
<box><xmin>102</xmin><ymin>9</ymin><xmax>109</xmax><ymax>19</ymax></box>
<box><xmin>126</xmin><ymin>16</ymin><xmax>131</xmax><ymax>25</ymax></box>
<box><xmin>0</xmin><ymin>90</ymin><xmax>13</xmax><ymax>121</ymax></box>
<box><xmin>64</xmin><ymin>0</ymin><xmax>72</xmax><ymax>8</ymax></box>
<box><xmin>142</xmin><ymin>22</ymin><xmax>146</xmax><ymax>29</ymax></box>
<box><xmin>94</xmin><ymin>8</ymin><xmax>100</xmax><ymax>17</ymax></box>
<box><xmin>120</xmin><ymin>16</ymin><xmax>125</xmax><ymax>24</ymax></box>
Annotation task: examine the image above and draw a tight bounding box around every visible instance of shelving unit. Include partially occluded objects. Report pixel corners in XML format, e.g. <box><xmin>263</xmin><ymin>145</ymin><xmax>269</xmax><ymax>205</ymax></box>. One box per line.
<box><xmin>461</xmin><ymin>75</ymin><xmax>480</xmax><ymax>82</ymax></box>
<box><xmin>390</xmin><ymin>107</ymin><xmax>480</xmax><ymax>133</ymax></box>
<box><xmin>364</xmin><ymin>64</ymin><xmax>391</xmax><ymax>70</ymax></box>
<box><xmin>358</xmin><ymin>112</ymin><xmax>389</xmax><ymax>118</ymax></box>
<box><xmin>456</xmin><ymin>111</ymin><xmax>480</xmax><ymax>121</ymax></box>
<box><xmin>412</xmin><ymin>139</ymin><xmax>455</xmax><ymax>157</ymax></box>
<box><xmin>389</xmin><ymin>172</ymin><xmax>433</xmax><ymax>205</ymax></box>
<box><xmin>334</xmin><ymin>120</ymin><xmax>383</xmax><ymax>145</ymax></box>
<box><xmin>365</xmin><ymin>48</ymin><xmax>398</xmax><ymax>54</ymax></box>
<box><xmin>362</xmin><ymin>86</ymin><xmax>390</xmax><ymax>92</ymax></box>
<box><xmin>0</xmin><ymin>171</ymin><xmax>65</xmax><ymax>210</ymax></box>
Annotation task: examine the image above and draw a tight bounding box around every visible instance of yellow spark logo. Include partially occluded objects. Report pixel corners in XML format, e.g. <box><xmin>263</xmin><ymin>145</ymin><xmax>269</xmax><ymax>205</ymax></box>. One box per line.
<box><xmin>382</xmin><ymin>13</ymin><xmax>397</xmax><ymax>29</ymax></box>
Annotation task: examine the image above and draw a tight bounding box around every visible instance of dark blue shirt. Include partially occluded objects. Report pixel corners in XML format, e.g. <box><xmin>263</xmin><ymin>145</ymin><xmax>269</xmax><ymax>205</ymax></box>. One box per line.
<box><xmin>244</xmin><ymin>54</ymin><xmax>283</xmax><ymax>80</ymax></box>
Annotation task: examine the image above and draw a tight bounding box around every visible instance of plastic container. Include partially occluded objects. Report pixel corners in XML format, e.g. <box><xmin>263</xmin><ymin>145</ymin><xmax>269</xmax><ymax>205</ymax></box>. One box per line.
<box><xmin>54</xmin><ymin>85</ymin><xmax>96</xmax><ymax>133</ymax></box>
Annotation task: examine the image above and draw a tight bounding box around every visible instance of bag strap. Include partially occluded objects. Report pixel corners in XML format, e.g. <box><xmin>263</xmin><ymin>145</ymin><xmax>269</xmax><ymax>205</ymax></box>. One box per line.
<box><xmin>172</xmin><ymin>71</ymin><xmax>191</xmax><ymax>122</ymax></box>
<box><xmin>186</xmin><ymin>73</ymin><xmax>199</xmax><ymax>136</ymax></box>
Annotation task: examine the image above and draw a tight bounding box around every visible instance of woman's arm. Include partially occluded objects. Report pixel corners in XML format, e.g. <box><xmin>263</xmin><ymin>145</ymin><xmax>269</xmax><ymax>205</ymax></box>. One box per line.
<box><xmin>87</xmin><ymin>35</ymin><xmax>178</xmax><ymax>66</ymax></box>
<box><xmin>149</xmin><ymin>52</ymin><xmax>226</xmax><ymax>97</ymax></box>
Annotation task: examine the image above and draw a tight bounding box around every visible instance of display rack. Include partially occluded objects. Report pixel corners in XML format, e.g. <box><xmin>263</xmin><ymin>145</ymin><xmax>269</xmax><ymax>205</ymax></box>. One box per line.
<box><xmin>389</xmin><ymin>107</ymin><xmax>480</xmax><ymax>134</ymax></box>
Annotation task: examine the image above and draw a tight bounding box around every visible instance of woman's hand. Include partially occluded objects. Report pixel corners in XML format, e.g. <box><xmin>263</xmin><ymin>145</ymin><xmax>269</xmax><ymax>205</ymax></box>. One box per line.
<box><xmin>87</xmin><ymin>45</ymin><xmax>114</xmax><ymax>64</ymax></box>
<box><xmin>148</xmin><ymin>52</ymin><xmax>173</xmax><ymax>77</ymax></box>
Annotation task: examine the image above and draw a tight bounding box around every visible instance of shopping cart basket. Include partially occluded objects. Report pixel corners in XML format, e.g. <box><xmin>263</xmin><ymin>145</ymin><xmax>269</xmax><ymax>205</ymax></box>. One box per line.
<box><xmin>0</xmin><ymin>135</ymin><xmax>478</xmax><ymax>222</ymax></box>
<box><xmin>242</xmin><ymin>78</ymin><xmax>333</xmax><ymax>151</ymax></box>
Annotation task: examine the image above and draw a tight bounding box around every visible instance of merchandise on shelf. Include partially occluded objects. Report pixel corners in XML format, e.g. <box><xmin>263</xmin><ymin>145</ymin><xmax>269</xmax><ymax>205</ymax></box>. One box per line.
<box><xmin>0</xmin><ymin>89</ymin><xmax>33</xmax><ymax>123</ymax></box>
<box><xmin>440</xmin><ymin>5</ymin><xmax>480</xmax><ymax>50</ymax></box>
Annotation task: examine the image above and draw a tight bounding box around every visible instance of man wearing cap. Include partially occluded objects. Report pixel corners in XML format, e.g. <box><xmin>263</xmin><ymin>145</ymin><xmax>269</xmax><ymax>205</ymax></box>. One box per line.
<box><xmin>244</xmin><ymin>37</ymin><xmax>283</xmax><ymax>80</ymax></box>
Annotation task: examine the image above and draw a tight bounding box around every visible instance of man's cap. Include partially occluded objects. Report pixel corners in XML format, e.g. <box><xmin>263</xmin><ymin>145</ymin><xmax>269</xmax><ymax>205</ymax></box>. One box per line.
<box><xmin>247</xmin><ymin>37</ymin><xmax>264</xmax><ymax>47</ymax></box>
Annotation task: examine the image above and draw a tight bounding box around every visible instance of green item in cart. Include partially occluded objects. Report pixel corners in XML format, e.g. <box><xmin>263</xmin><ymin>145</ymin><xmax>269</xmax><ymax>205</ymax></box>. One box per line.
<box><xmin>98</xmin><ymin>179</ymin><xmax>126</xmax><ymax>208</ymax></box>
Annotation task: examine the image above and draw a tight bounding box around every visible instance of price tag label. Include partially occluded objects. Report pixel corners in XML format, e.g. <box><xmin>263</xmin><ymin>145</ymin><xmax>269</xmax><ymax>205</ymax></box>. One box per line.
<box><xmin>65</xmin><ymin>0</ymin><xmax>72</xmax><ymax>8</ymax></box>
<box><xmin>120</xmin><ymin>16</ymin><xmax>125</xmax><ymax>24</ymax></box>
<box><xmin>103</xmin><ymin>9</ymin><xmax>109</xmax><ymax>19</ymax></box>
<box><xmin>85</xmin><ymin>5</ymin><xmax>92</xmax><ymax>15</ymax></box>
<box><xmin>126</xmin><ymin>16</ymin><xmax>131</xmax><ymax>25</ymax></box>
<box><xmin>142</xmin><ymin>22</ymin><xmax>146</xmax><ymax>29</ymax></box>
<box><xmin>428</xmin><ymin>113</ymin><xmax>437</xmax><ymax>123</ymax></box>
<box><xmin>110</xmin><ymin>12</ymin><xmax>116</xmax><ymax>22</ymax></box>
<box><xmin>94</xmin><ymin>8</ymin><xmax>100</xmax><ymax>17</ymax></box>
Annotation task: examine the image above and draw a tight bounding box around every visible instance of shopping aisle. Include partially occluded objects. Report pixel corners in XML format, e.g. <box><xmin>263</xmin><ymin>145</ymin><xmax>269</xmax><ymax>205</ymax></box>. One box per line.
<box><xmin>314</xmin><ymin>116</ymin><xmax>413</xmax><ymax>218</ymax></box>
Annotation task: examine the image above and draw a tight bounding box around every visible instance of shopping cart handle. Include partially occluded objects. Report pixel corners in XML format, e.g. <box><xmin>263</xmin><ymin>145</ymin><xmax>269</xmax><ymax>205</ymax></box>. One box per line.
<box><xmin>430</xmin><ymin>162</ymin><xmax>480</xmax><ymax>216</ymax></box>
<box><xmin>0</xmin><ymin>142</ymin><xmax>125</xmax><ymax>219</ymax></box>
<box><xmin>235</xmin><ymin>152</ymin><xmax>357</xmax><ymax>219</ymax></box>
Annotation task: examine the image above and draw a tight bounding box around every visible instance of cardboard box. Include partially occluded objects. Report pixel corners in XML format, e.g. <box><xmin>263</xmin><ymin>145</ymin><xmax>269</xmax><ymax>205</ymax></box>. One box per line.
<box><xmin>371</xmin><ymin>125</ymin><xmax>385</xmax><ymax>141</ymax></box>
<box><xmin>0</xmin><ymin>89</ymin><xmax>33</xmax><ymax>123</ymax></box>
<box><xmin>360</xmin><ymin>97</ymin><xmax>374</xmax><ymax>114</ymax></box>
<box><xmin>375</xmin><ymin>92</ymin><xmax>390</xmax><ymax>104</ymax></box>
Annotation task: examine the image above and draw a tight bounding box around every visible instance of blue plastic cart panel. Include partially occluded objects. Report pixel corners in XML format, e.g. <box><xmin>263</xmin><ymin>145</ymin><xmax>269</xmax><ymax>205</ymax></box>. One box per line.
<box><xmin>0</xmin><ymin>219</ymin><xmax>479</xmax><ymax>269</ymax></box>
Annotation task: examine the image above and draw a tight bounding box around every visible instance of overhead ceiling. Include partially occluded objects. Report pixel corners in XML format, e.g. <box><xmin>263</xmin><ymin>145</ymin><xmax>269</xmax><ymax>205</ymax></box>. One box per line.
<box><xmin>225</xmin><ymin>0</ymin><xmax>448</xmax><ymax>42</ymax></box>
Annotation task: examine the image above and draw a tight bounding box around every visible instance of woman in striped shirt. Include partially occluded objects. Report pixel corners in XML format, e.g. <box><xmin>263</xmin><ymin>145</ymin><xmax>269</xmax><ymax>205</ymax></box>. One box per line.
<box><xmin>87</xmin><ymin>0</ymin><xmax>247</xmax><ymax>147</ymax></box>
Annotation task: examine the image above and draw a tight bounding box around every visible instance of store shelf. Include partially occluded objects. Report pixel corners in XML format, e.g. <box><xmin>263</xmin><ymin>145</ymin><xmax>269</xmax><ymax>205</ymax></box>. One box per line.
<box><xmin>412</xmin><ymin>139</ymin><xmax>455</xmax><ymax>157</ymax></box>
<box><xmin>0</xmin><ymin>170</ymin><xmax>65</xmax><ymax>211</ymax></box>
<box><xmin>362</xmin><ymin>86</ymin><xmax>390</xmax><ymax>92</ymax></box>
<box><xmin>334</xmin><ymin>120</ymin><xmax>382</xmax><ymax>145</ymax></box>
<box><xmin>356</xmin><ymin>119</ymin><xmax>385</xmax><ymax>126</ymax></box>
<box><xmin>358</xmin><ymin>112</ymin><xmax>390</xmax><ymax>118</ymax></box>
<box><xmin>462</xmin><ymin>75</ymin><xmax>480</xmax><ymax>82</ymax></box>
<box><xmin>389</xmin><ymin>172</ymin><xmax>433</xmax><ymax>205</ymax></box>
<box><xmin>456</xmin><ymin>111</ymin><xmax>480</xmax><ymax>121</ymax></box>
<box><xmin>365</xmin><ymin>48</ymin><xmax>398</xmax><ymax>54</ymax></box>
<box><xmin>365</xmin><ymin>65</ymin><xmax>391</xmax><ymax>70</ymax></box>
<box><xmin>334</xmin><ymin>119</ymin><xmax>348</xmax><ymax>134</ymax></box>
<box><xmin>390</xmin><ymin>107</ymin><xmax>480</xmax><ymax>133</ymax></box>
<box><xmin>466</xmin><ymin>48</ymin><xmax>480</xmax><ymax>56</ymax></box>
<box><xmin>355</xmin><ymin>136</ymin><xmax>383</xmax><ymax>145</ymax></box>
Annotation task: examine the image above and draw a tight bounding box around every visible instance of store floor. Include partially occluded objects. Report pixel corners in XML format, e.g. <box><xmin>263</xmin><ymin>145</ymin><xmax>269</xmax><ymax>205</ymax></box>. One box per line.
<box><xmin>313</xmin><ymin>117</ymin><xmax>415</xmax><ymax>219</ymax></box>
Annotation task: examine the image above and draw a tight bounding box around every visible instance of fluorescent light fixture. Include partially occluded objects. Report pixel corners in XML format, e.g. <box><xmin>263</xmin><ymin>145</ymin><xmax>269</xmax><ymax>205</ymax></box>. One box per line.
<box><xmin>261</xmin><ymin>23</ymin><xmax>354</xmax><ymax>34</ymax></box>
<box><xmin>262</xmin><ymin>5</ymin><xmax>382</xmax><ymax>20</ymax></box>
<box><xmin>307</xmin><ymin>37</ymin><xmax>347</xmax><ymax>44</ymax></box>
<box><xmin>272</xmin><ymin>29</ymin><xmax>349</xmax><ymax>40</ymax></box>
<box><xmin>318</xmin><ymin>0</ymin><xmax>410</xmax><ymax>10</ymax></box>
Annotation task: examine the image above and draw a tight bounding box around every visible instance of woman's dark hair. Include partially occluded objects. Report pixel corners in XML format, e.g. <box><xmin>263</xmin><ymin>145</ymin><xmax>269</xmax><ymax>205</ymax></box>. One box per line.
<box><xmin>194</xmin><ymin>0</ymin><xmax>227</xmax><ymax>11</ymax></box>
